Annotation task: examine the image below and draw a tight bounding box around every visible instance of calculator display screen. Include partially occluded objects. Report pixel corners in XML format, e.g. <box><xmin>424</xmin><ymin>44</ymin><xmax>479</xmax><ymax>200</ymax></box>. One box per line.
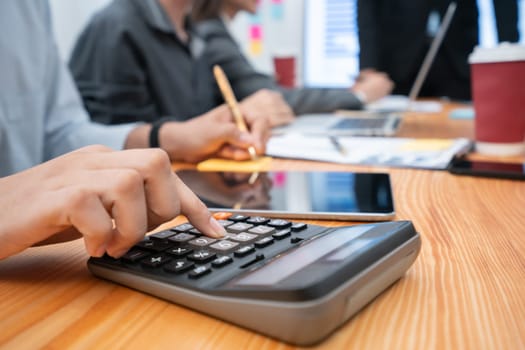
<box><xmin>233</xmin><ymin>225</ymin><xmax>375</xmax><ymax>286</ymax></box>
<box><xmin>177</xmin><ymin>171</ymin><xmax>394</xmax><ymax>217</ymax></box>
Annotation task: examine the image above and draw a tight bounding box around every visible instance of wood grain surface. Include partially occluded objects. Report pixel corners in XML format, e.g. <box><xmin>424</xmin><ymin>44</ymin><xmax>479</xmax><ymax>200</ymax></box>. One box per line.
<box><xmin>1</xmin><ymin>103</ymin><xmax>524</xmax><ymax>349</ymax></box>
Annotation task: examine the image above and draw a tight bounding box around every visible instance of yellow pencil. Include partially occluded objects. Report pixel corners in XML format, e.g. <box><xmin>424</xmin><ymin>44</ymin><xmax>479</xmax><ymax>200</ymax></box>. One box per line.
<box><xmin>213</xmin><ymin>65</ymin><xmax>257</xmax><ymax>160</ymax></box>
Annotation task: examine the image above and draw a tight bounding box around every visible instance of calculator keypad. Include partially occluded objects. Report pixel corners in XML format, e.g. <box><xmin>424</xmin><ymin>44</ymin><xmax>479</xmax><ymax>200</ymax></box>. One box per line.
<box><xmin>95</xmin><ymin>213</ymin><xmax>321</xmax><ymax>283</ymax></box>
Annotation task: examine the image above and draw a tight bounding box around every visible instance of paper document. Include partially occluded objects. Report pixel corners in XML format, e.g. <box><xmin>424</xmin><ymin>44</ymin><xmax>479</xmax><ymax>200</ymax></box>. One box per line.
<box><xmin>266</xmin><ymin>134</ymin><xmax>471</xmax><ymax>169</ymax></box>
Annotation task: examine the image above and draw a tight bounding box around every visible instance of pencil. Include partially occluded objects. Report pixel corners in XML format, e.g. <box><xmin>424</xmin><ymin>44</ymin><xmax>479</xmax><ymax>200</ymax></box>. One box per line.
<box><xmin>213</xmin><ymin>65</ymin><xmax>257</xmax><ymax>160</ymax></box>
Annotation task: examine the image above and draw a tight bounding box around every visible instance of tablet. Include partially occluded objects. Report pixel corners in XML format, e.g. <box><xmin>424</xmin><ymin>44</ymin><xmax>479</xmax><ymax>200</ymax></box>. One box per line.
<box><xmin>177</xmin><ymin>170</ymin><xmax>395</xmax><ymax>221</ymax></box>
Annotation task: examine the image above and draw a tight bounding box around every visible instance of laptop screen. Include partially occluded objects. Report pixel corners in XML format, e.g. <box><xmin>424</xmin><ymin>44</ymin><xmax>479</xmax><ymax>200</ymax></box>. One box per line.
<box><xmin>302</xmin><ymin>0</ymin><xmax>456</xmax><ymax>98</ymax></box>
<box><xmin>302</xmin><ymin>0</ymin><xmax>360</xmax><ymax>88</ymax></box>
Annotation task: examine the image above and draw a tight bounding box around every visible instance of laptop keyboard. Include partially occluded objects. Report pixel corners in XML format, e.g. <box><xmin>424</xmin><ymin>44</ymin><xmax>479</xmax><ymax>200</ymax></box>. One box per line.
<box><xmin>330</xmin><ymin>117</ymin><xmax>389</xmax><ymax>130</ymax></box>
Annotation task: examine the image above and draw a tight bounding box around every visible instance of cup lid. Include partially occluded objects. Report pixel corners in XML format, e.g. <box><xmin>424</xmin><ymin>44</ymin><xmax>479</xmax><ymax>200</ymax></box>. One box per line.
<box><xmin>469</xmin><ymin>43</ymin><xmax>525</xmax><ymax>64</ymax></box>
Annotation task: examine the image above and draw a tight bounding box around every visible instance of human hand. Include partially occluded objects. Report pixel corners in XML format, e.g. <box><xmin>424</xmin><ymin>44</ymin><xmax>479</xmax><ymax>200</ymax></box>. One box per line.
<box><xmin>351</xmin><ymin>69</ymin><xmax>394</xmax><ymax>103</ymax></box>
<box><xmin>240</xmin><ymin>89</ymin><xmax>295</xmax><ymax>127</ymax></box>
<box><xmin>160</xmin><ymin>105</ymin><xmax>269</xmax><ymax>162</ymax></box>
<box><xmin>0</xmin><ymin>145</ymin><xmax>226</xmax><ymax>260</ymax></box>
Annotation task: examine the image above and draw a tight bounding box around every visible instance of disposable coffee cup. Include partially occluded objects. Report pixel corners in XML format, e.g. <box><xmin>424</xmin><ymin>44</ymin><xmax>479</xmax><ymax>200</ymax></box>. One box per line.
<box><xmin>469</xmin><ymin>44</ymin><xmax>525</xmax><ymax>156</ymax></box>
<box><xmin>273</xmin><ymin>52</ymin><xmax>296</xmax><ymax>88</ymax></box>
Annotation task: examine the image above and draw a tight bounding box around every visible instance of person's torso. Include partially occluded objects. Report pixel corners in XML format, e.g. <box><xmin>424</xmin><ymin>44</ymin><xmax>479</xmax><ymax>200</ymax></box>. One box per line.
<box><xmin>120</xmin><ymin>0</ymin><xmax>222</xmax><ymax>121</ymax></box>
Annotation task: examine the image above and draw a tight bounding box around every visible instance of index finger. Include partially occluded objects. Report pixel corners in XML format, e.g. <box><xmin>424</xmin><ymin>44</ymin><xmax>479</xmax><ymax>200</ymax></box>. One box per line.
<box><xmin>246</xmin><ymin>116</ymin><xmax>270</xmax><ymax>153</ymax></box>
<box><xmin>172</xmin><ymin>175</ymin><xmax>226</xmax><ymax>238</ymax></box>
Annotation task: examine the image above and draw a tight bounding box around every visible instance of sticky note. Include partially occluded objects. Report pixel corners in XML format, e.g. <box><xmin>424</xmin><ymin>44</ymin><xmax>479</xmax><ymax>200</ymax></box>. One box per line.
<box><xmin>399</xmin><ymin>139</ymin><xmax>454</xmax><ymax>151</ymax></box>
<box><xmin>249</xmin><ymin>40</ymin><xmax>263</xmax><ymax>55</ymax></box>
<box><xmin>249</xmin><ymin>12</ymin><xmax>262</xmax><ymax>23</ymax></box>
<box><xmin>197</xmin><ymin>157</ymin><xmax>273</xmax><ymax>172</ymax></box>
<box><xmin>271</xmin><ymin>3</ymin><xmax>284</xmax><ymax>20</ymax></box>
<box><xmin>250</xmin><ymin>25</ymin><xmax>262</xmax><ymax>40</ymax></box>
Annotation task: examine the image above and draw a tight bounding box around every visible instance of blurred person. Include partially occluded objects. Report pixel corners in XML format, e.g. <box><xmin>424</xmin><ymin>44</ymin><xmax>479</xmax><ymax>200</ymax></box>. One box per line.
<box><xmin>70</xmin><ymin>0</ymin><xmax>289</xmax><ymax>129</ymax></box>
<box><xmin>357</xmin><ymin>0</ymin><xmax>479</xmax><ymax>101</ymax></box>
<box><xmin>70</xmin><ymin>0</ymin><xmax>392</xmax><ymax>129</ymax></box>
<box><xmin>192</xmin><ymin>0</ymin><xmax>393</xmax><ymax>124</ymax></box>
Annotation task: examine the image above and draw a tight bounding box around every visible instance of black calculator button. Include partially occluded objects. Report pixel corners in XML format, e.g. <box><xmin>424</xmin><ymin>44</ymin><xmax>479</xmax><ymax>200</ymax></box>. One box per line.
<box><xmin>234</xmin><ymin>245</ymin><xmax>255</xmax><ymax>257</ymax></box>
<box><xmin>121</xmin><ymin>249</ymin><xmax>150</xmax><ymax>263</ymax></box>
<box><xmin>171</xmin><ymin>223</ymin><xmax>194</xmax><ymax>232</ymax></box>
<box><xmin>141</xmin><ymin>254</ymin><xmax>172</xmax><ymax>268</ymax></box>
<box><xmin>188</xmin><ymin>266</ymin><xmax>212</xmax><ymax>279</ymax></box>
<box><xmin>189</xmin><ymin>237</ymin><xmax>217</xmax><ymax>247</ymax></box>
<box><xmin>211</xmin><ymin>255</ymin><xmax>233</xmax><ymax>268</ymax></box>
<box><xmin>254</xmin><ymin>236</ymin><xmax>274</xmax><ymax>248</ymax></box>
<box><xmin>188</xmin><ymin>250</ymin><xmax>216</xmax><ymax>263</ymax></box>
<box><xmin>291</xmin><ymin>237</ymin><xmax>303</xmax><ymax>244</ymax></box>
<box><xmin>246</xmin><ymin>216</ymin><xmax>270</xmax><ymax>225</ymax></box>
<box><xmin>149</xmin><ymin>230</ymin><xmax>176</xmax><ymax>241</ymax></box>
<box><xmin>136</xmin><ymin>239</ymin><xmax>173</xmax><ymax>252</ymax></box>
<box><xmin>291</xmin><ymin>223</ymin><xmax>308</xmax><ymax>232</ymax></box>
<box><xmin>248</xmin><ymin>225</ymin><xmax>275</xmax><ymax>235</ymax></box>
<box><xmin>272</xmin><ymin>229</ymin><xmax>291</xmax><ymax>240</ymax></box>
<box><xmin>228</xmin><ymin>214</ymin><xmax>249</xmax><ymax>222</ymax></box>
<box><xmin>164</xmin><ymin>260</ymin><xmax>194</xmax><ymax>274</ymax></box>
<box><xmin>209</xmin><ymin>240</ymin><xmax>239</xmax><ymax>251</ymax></box>
<box><xmin>168</xmin><ymin>233</ymin><xmax>196</xmax><ymax>243</ymax></box>
<box><xmin>166</xmin><ymin>247</ymin><xmax>193</xmax><ymax>257</ymax></box>
<box><xmin>227</xmin><ymin>222</ymin><xmax>254</xmax><ymax>233</ymax></box>
<box><xmin>268</xmin><ymin>219</ymin><xmax>292</xmax><ymax>229</ymax></box>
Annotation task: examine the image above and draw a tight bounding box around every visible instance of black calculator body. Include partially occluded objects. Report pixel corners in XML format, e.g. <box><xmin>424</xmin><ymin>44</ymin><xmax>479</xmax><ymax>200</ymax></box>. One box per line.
<box><xmin>88</xmin><ymin>215</ymin><xmax>420</xmax><ymax>346</ymax></box>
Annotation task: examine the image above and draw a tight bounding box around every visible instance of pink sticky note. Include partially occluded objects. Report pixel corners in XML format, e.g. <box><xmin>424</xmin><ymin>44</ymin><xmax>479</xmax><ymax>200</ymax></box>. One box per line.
<box><xmin>250</xmin><ymin>25</ymin><xmax>262</xmax><ymax>40</ymax></box>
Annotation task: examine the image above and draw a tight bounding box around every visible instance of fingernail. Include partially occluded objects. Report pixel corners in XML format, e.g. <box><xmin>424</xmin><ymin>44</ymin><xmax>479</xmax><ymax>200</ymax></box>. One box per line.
<box><xmin>93</xmin><ymin>245</ymin><xmax>106</xmax><ymax>258</ymax></box>
<box><xmin>209</xmin><ymin>217</ymin><xmax>227</xmax><ymax>238</ymax></box>
<box><xmin>109</xmin><ymin>248</ymin><xmax>129</xmax><ymax>259</ymax></box>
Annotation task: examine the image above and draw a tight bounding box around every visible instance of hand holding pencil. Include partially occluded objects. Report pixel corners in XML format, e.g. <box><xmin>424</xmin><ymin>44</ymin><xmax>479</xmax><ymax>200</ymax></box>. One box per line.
<box><xmin>213</xmin><ymin>65</ymin><xmax>258</xmax><ymax>160</ymax></box>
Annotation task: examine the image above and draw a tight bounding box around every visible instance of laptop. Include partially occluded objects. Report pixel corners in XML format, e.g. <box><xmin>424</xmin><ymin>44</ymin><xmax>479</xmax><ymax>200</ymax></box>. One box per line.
<box><xmin>275</xmin><ymin>2</ymin><xmax>457</xmax><ymax>136</ymax></box>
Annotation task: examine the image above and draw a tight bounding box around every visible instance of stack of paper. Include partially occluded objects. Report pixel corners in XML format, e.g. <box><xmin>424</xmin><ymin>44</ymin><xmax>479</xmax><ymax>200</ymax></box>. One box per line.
<box><xmin>266</xmin><ymin>133</ymin><xmax>472</xmax><ymax>170</ymax></box>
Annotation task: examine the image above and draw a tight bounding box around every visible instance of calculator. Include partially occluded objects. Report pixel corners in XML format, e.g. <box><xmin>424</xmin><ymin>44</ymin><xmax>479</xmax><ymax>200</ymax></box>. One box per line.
<box><xmin>88</xmin><ymin>213</ymin><xmax>421</xmax><ymax>346</ymax></box>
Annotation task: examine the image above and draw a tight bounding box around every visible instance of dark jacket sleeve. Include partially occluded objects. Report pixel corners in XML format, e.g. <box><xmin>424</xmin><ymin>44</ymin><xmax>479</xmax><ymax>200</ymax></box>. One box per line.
<box><xmin>195</xmin><ymin>18</ymin><xmax>363</xmax><ymax>114</ymax></box>
<box><xmin>492</xmin><ymin>0</ymin><xmax>519</xmax><ymax>43</ymax></box>
<box><xmin>357</xmin><ymin>0</ymin><xmax>381</xmax><ymax>70</ymax></box>
<box><xmin>69</xmin><ymin>12</ymin><xmax>157</xmax><ymax>124</ymax></box>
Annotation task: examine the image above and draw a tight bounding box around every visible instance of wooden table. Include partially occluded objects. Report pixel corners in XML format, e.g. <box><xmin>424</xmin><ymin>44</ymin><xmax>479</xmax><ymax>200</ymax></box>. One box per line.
<box><xmin>1</xmin><ymin>103</ymin><xmax>524</xmax><ymax>349</ymax></box>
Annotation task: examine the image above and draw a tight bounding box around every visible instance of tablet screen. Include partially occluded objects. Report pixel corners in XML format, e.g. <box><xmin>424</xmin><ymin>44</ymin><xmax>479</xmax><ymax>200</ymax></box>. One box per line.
<box><xmin>176</xmin><ymin>171</ymin><xmax>395</xmax><ymax>221</ymax></box>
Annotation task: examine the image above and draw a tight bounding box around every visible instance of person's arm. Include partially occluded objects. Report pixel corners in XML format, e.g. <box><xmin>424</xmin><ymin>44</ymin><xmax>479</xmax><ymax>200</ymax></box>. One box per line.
<box><xmin>0</xmin><ymin>145</ymin><xmax>226</xmax><ymax>260</ymax></box>
<box><xmin>40</xmin><ymin>4</ymin><xmax>141</xmax><ymax>159</ymax></box>
<box><xmin>196</xmin><ymin>18</ymin><xmax>366</xmax><ymax>116</ymax></box>
<box><xmin>69</xmin><ymin>14</ymin><xmax>157</xmax><ymax>125</ymax></box>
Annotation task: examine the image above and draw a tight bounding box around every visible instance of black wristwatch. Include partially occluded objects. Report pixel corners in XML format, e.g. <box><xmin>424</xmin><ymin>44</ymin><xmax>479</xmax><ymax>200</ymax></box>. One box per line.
<box><xmin>149</xmin><ymin>119</ymin><xmax>167</xmax><ymax>148</ymax></box>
